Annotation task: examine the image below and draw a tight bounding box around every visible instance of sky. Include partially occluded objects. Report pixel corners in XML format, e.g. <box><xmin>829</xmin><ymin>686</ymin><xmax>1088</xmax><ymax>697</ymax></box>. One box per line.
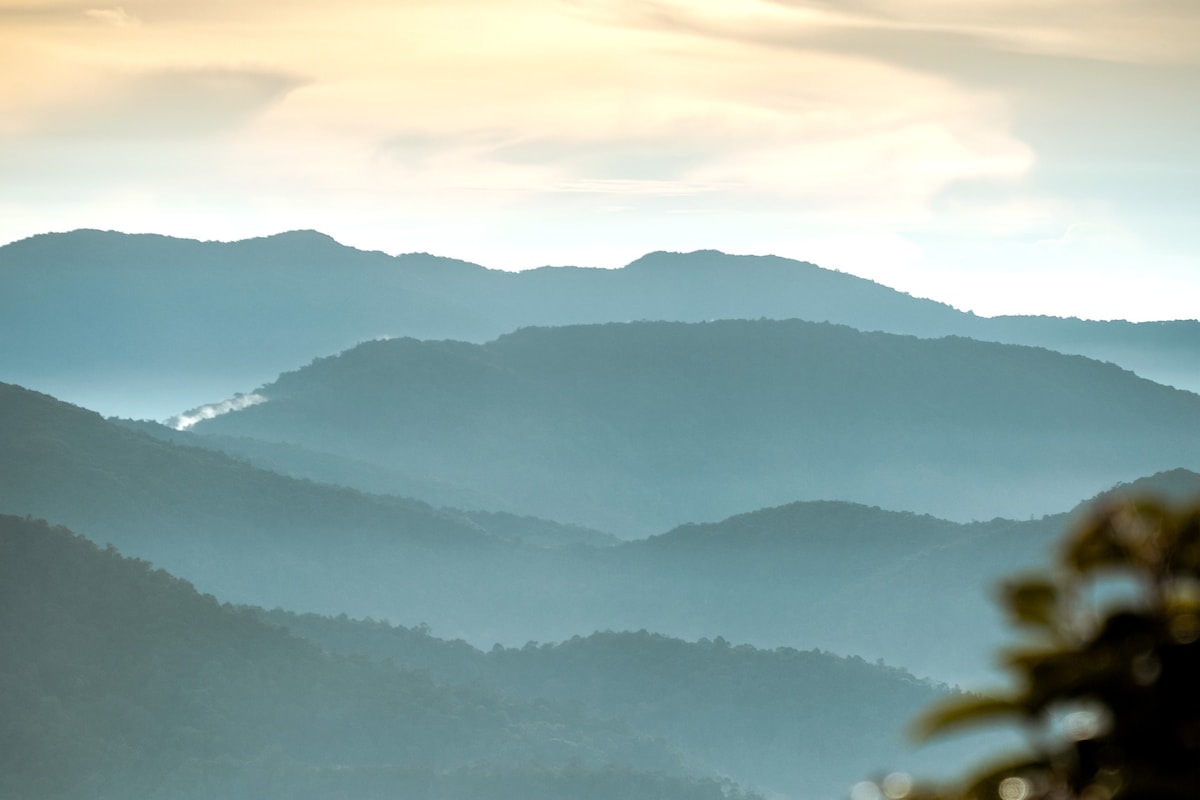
<box><xmin>1</xmin><ymin>0</ymin><xmax>1197</xmax><ymax>321</ymax></box>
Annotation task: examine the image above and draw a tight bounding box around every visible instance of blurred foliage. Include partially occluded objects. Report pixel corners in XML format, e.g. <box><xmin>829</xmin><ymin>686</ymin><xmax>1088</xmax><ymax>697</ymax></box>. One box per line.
<box><xmin>891</xmin><ymin>497</ymin><xmax>1200</xmax><ymax>800</ymax></box>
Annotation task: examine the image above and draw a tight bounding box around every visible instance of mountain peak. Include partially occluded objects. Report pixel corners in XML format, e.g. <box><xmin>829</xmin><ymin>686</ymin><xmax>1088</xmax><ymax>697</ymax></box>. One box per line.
<box><xmin>256</xmin><ymin>229</ymin><xmax>340</xmax><ymax>244</ymax></box>
<box><xmin>623</xmin><ymin>249</ymin><xmax>814</xmax><ymax>272</ymax></box>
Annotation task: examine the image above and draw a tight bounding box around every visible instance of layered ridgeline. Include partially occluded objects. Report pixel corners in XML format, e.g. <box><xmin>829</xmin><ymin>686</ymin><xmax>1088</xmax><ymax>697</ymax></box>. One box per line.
<box><xmin>0</xmin><ymin>381</ymin><xmax>588</xmax><ymax>610</ymax></box>
<box><xmin>0</xmin><ymin>514</ymin><xmax>763</xmax><ymax>800</ymax></box>
<box><xmin>0</xmin><ymin>230</ymin><xmax>494</xmax><ymax>419</ymax></box>
<box><xmin>192</xmin><ymin>319</ymin><xmax>1200</xmax><ymax>532</ymax></box>
<box><xmin>9</xmin><ymin>380</ymin><xmax>1200</xmax><ymax>682</ymax></box>
<box><xmin>253</xmin><ymin>613</ymin><xmax>996</xmax><ymax>800</ymax></box>
<box><xmin>0</xmin><ymin>513</ymin><xmax>994</xmax><ymax>800</ymax></box>
<box><xmin>3</xmin><ymin>230</ymin><xmax>1199</xmax><ymax>418</ymax></box>
<box><xmin>606</xmin><ymin>467</ymin><xmax>1199</xmax><ymax>678</ymax></box>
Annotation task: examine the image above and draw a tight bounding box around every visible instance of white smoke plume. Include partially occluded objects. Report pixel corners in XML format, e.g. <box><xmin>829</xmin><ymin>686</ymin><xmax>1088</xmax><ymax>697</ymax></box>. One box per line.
<box><xmin>167</xmin><ymin>392</ymin><xmax>267</xmax><ymax>431</ymax></box>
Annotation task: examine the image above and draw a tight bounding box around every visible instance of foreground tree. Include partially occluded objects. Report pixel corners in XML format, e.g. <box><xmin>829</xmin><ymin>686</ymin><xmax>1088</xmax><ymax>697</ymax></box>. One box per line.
<box><xmin>894</xmin><ymin>497</ymin><xmax>1200</xmax><ymax>800</ymax></box>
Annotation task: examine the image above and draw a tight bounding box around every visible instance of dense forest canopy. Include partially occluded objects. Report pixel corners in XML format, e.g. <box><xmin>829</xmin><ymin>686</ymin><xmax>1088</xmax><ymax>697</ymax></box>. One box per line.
<box><xmin>0</xmin><ymin>514</ymin><xmax>765</xmax><ymax>800</ymax></box>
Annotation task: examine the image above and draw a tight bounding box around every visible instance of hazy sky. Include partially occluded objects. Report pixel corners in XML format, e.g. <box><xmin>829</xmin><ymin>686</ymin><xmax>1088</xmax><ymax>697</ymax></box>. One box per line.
<box><xmin>2</xmin><ymin>0</ymin><xmax>1197</xmax><ymax>320</ymax></box>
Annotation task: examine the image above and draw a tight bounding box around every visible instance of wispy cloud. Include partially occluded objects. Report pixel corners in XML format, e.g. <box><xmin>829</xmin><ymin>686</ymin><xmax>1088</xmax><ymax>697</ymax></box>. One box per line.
<box><xmin>83</xmin><ymin>5</ymin><xmax>137</xmax><ymax>26</ymax></box>
<box><xmin>32</xmin><ymin>67</ymin><xmax>308</xmax><ymax>140</ymax></box>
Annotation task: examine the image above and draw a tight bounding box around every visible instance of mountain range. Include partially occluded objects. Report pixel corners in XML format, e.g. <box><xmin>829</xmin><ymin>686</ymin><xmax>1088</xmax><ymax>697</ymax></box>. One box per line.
<box><xmin>8</xmin><ymin>380</ymin><xmax>1199</xmax><ymax>682</ymax></box>
<box><xmin>4</xmin><ymin>230</ymin><xmax>1200</xmax><ymax>420</ymax></box>
<box><xmin>6</xmin><ymin>227</ymin><xmax>1200</xmax><ymax>799</ymax></box>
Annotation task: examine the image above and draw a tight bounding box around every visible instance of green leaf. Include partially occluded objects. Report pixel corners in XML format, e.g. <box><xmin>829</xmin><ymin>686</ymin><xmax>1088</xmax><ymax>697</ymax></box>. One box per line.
<box><xmin>1001</xmin><ymin>577</ymin><xmax>1061</xmax><ymax>632</ymax></box>
<box><xmin>912</xmin><ymin>695</ymin><xmax>1023</xmax><ymax>741</ymax></box>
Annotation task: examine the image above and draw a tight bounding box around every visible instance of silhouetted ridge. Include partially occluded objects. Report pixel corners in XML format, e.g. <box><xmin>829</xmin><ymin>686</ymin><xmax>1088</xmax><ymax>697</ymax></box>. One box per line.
<box><xmin>6</xmin><ymin>230</ymin><xmax>1200</xmax><ymax>418</ymax></box>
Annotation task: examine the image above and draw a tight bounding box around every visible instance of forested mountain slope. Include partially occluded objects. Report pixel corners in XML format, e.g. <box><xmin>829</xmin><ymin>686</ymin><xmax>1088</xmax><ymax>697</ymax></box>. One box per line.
<box><xmin>0</xmin><ymin>382</ymin><xmax>524</xmax><ymax>608</ymax></box>
<box><xmin>11</xmin><ymin>381</ymin><xmax>1198</xmax><ymax>683</ymax></box>
<box><xmin>599</xmin><ymin>472</ymin><xmax>1200</xmax><ymax>678</ymax></box>
<box><xmin>256</xmin><ymin>613</ymin><xmax>987</xmax><ymax>800</ymax></box>
<box><xmin>194</xmin><ymin>319</ymin><xmax>1200</xmax><ymax>532</ymax></box>
<box><xmin>0</xmin><ymin>515</ymin><xmax>742</xmax><ymax>800</ymax></box>
<box><xmin>4</xmin><ymin>231</ymin><xmax>1198</xmax><ymax>419</ymax></box>
<box><xmin>0</xmin><ymin>382</ymin><xmax>484</xmax><ymax>542</ymax></box>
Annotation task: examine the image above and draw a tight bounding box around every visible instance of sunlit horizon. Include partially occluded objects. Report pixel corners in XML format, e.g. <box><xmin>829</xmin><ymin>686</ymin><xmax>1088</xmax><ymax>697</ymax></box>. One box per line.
<box><xmin>2</xmin><ymin>0</ymin><xmax>1197</xmax><ymax>322</ymax></box>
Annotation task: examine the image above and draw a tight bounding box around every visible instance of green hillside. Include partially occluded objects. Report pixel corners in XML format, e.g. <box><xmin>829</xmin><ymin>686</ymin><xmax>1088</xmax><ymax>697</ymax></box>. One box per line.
<box><xmin>0</xmin><ymin>514</ymin><xmax>754</xmax><ymax>800</ymax></box>
<box><xmin>257</xmin><ymin>612</ymin><xmax>986</xmax><ymax>800</ymax></box>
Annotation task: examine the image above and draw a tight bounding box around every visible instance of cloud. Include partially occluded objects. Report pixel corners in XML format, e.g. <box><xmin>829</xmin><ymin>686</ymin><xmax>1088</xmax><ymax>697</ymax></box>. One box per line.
<box><xmin>83</xmin><ymin>5</ymin><xmax>137</xmax><ymax>26</ymax></box>
<box><xmin>487</xmin><ymin>135</ymin><xmax>718</xmax><ymax>182</ymax></box>
<box><xmin>758</xmin><ymin>0</ymin><xmax>1200</xmax><ymax>63</ymax></box>
<box><xmin>36</xmin><ymin>67</ymin><xmax>308</xmax><ymax>140</ymax></box>
<box><xmin>378</xmin><ymin>129</ymin><xmax>509</xmax><ymax>165</ymax></box>
<box><xmin>569</xmin><ymin>0</ymin><xmax>1199</xmax><ymax>244</ymax></box>
<box><xmin>553</xmin><ymin>177</ymin><xmax>712</xmax><ymax>195</ymax></box>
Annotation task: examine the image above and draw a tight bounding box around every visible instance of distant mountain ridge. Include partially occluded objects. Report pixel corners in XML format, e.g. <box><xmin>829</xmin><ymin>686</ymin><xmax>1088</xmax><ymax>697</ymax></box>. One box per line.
<box><xmin>192</xmin><ymin>319</ymin><xmax>1200</xmax><ymax>532</ymax></box>
<box><xmin>3</xmin><ymin>229</ymin><xmax>1199</xmax><ymax>418</ymax></box>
